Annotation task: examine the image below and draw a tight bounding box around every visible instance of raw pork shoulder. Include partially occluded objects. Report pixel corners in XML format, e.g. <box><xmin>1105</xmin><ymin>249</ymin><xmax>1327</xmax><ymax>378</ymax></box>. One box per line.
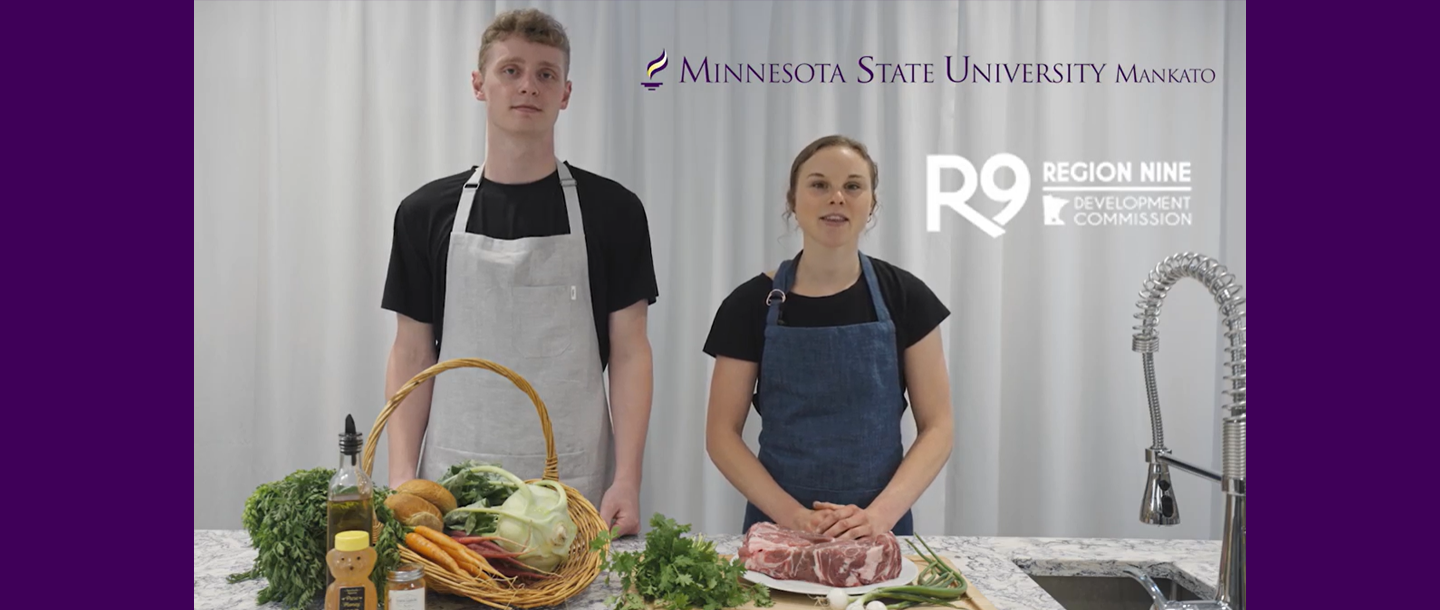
<box><xmin>737</xmin><ymin>522</ymin><xmax>903</xmax><ymax>587</ymax></box>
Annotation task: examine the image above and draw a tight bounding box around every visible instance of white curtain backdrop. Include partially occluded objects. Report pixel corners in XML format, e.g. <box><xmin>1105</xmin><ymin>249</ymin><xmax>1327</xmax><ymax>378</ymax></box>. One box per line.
<box><xmin>195</xmin><ymin>0</ymin><xmax>1245</xmax><ymax>542</ymax></box>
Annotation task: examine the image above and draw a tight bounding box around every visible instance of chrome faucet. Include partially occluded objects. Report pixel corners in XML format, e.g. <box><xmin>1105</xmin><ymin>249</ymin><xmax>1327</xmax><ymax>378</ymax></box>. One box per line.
<box><xmin>1125</xmin><ymin>252</ymin><xmax>1246</xmax><ymax>610</ymax></box>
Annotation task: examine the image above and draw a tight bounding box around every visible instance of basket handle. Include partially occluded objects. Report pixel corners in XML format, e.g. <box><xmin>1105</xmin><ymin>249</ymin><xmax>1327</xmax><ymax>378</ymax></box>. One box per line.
<box><xmin>359</xmin><ymin>357</ymin><xmax>559</xmax><ymax>483</ymax></box>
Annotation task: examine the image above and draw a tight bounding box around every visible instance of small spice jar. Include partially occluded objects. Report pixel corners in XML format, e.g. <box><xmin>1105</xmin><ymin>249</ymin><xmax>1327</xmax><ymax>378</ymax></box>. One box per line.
<box><xmin>386</xmin><ymin>563</ymin><xmax>426</xmax><ymax>610</ymax></box>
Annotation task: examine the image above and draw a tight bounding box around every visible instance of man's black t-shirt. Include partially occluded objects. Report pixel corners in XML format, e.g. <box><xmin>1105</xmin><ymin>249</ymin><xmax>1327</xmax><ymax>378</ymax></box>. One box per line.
<box><xmin>702</xmin><ymin>255</ymin><xmax>950</xmax><ymax>395</ymax></box>
<box><xmin>382</xmin><ymin>162</ymin><xmax>658</xmax><ymax>369</ymax></box>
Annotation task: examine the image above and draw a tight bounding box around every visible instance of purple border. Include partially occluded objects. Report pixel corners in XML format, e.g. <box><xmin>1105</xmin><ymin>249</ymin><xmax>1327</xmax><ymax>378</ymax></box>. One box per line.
<box><xmin>22</xmin><ymin>1</ymin><xmax>1401</xmax><ymax>608</ymax></box>
<box><xmin>10</xmin><ymin>1</ymin><xmax>194</xmax><ymax>607</ymax></box>
<box><xmin>1249</xmin><ymin>2</ymin><xmax>1427</xmax><ymax>609</ymax></box>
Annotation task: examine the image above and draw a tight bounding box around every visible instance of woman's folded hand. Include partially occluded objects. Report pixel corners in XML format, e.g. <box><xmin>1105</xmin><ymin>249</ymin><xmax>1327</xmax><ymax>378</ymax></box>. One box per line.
<box><xmin>812</xmin><ymin>501</ymin><xmax>888</xmax><ymax>540</ymax></box>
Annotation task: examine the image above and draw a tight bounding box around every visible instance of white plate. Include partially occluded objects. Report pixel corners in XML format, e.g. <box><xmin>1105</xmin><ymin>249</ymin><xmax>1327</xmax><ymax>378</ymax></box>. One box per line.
<box><xmin>743</xmin><ymin>558</ymin><xmax>920</xmax><ymax>596</ymax></box>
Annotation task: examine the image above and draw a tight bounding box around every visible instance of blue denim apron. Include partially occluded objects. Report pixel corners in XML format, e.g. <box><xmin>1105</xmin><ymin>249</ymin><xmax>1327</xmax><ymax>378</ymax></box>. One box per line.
<box><xmin>742</xmin><ymin>252</ymin><xmax>913</xmax><ymax>536</ymax></box>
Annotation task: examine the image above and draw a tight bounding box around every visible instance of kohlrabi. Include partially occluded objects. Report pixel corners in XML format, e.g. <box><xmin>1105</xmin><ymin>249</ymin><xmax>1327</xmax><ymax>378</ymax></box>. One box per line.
<box><xmin>443</xmin><ymin>465</ymin><xmax>578</xmax><ymax>573</ymax></box>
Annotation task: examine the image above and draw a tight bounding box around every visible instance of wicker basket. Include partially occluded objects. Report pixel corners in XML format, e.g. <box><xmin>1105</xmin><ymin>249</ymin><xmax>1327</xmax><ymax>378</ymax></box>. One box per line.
<box><xmin>358</xmin><ymin>357</ymin><xmax>608</xmax><ymax>609</ymax></box>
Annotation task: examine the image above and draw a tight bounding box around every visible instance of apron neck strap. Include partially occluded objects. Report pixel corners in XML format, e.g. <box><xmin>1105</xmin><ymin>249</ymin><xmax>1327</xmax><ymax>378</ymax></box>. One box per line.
<box><xmin>557</xmin><ymin>160</ymin><xmax>583</xmax><ymax>238</ymax></box>
<box><xmin>857</xmin><ymin>252</ymin><xmax>892</xmax><ymax>322</ymax></box>
<box><xmin>764</xmin><ymin>251</ymin><xmax>891</xmax><ymax>326</ymax></box>
<box><xmin>452</xmin><ymin>158</ymin><xmax>582</xmax><ymax>237</ymax></box>
<box><xmin>453</xmin><ymin>165</ymin><xmax>484</xmax><ymax>235</ymax></box>
<box><xmin>764</xmin><ymin>258</ymin><xmax>796</xmax><ymax>326</ymax></box>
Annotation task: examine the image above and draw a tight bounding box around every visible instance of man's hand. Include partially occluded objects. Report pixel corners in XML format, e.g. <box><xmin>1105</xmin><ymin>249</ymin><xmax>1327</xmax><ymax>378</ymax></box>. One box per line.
<box><xmin>599</xmin><ymin>480</ymin><xmax>641</xmax><ymax>536</ymax></box>
<box><xmin>605</xmin><ymin>300</ymin><xmax>651</xmax><ymax>537</ymax></box>
<box><xmin>812</xmin><ymin>502</ymin><xmax>895</xmax><ymax>540</ymax></box>
<box><xmin>386</xmin><ymin>314</ymin><xmax>437</xmax><ymax>488</ymax></box>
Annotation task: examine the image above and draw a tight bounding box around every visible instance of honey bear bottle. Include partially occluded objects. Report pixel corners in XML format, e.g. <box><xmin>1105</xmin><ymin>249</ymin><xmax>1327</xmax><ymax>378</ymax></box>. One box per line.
<box><xmin>326</xmin><ymin>530</ymin><xmax>377</xmax><ymax>610</ymax></box>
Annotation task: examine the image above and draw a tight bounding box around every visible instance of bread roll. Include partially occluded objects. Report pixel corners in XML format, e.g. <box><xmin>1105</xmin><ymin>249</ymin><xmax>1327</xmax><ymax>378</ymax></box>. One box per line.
<box><xmin>397</xmin><ymin>479</ymin><xmax>458</xmax><ymax>514</ymax></box>
<box><xmin>385</xmin><ymin>492</ymin><xmax>444</xmax><ymax>529</ymax></box>
<box><xmin>406</xmin><ymin>511</ymin><xmax>444</xmax><ymax>532</ymax></box>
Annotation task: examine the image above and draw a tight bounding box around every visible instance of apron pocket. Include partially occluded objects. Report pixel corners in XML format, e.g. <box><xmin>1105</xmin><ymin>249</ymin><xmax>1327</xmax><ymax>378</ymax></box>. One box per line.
<box><xmin>510</xmin><ymin>286</ymin><xmax>574</xmax><ymax>358</ymax></box>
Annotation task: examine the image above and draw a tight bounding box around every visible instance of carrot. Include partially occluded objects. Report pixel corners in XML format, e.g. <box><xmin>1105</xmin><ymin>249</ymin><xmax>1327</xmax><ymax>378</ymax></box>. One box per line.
<box><xmin>477</xmin><ymin>550</ymin><xmax>556</xmax><ymax>578</ymax></box>
<box><xmin>466</xmin><ymin>542</ymin><xmax>524</xmax><ymax>560</ymax></box>
<box><xmin>416</xmin><ymin>526</ymin><xmax>481</xmax><ymax>566</ymax></box>
<box><xmin>493</xmin><ymin>560</ymin><xmax>558</xmax><ymax>580</ymax></box>
<box><xmin>469</xmin><ymin>538</ymin><xmax>523</xmax><ymax>554</ymax></box>
<box><xmin>451</xmin><ymin>535</ymin><xmax>507</xmax><ymax>545</ymax></box>
<box><xmin>415</xmin><ymin>526</ymin><xmax>502</xmax><ymax>578</ymax></box>
<box><xmin>405</xmin><ymin>532</ymin><xmax>463</xmax><ymax>574</ymax></box>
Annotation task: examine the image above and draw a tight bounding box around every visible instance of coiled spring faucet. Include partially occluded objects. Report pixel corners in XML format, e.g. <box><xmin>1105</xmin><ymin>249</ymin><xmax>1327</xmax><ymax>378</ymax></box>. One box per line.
<box><xmin>1126</xmin><ymin>252</ymin><xmax>1245</xmax><ymax>610</ymax></box>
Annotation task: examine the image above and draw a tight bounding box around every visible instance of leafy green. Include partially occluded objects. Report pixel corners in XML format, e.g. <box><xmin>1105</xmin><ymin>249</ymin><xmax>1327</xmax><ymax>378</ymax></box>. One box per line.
<box><xmin>437</xmin><ymin>460</ymin><xmax>521</xmax><ymax>536</ymax></box>
<box><xmin>590</xmin><ymin>513</ymin><xmax>774</xmax><ymax>610</ymax></box>
<box><xmin>371</xmin><ymin>489</ymin><xmax>407</xmax><ymax>601</ymax></box>
<box><xmin>227</xmin><ymin>467</ymin><xmax>331</xmax><ymax>609</ymax></box>
<box><xmin>444</xmin><ymin>498</ymin><xmax>500</xmax><ymax>536</ymax></box>
<box><xmin>445</xmin><ymin>465</ymin><xmax>577</xmax><ymax>571</ymax></box>
<box><xmin>228</xmin><ymin>467</ymin><xmax>408</xmax><ymax>610</ymax></box>
<box><xmin>438</xmin><ymin>459</ymin><xmax>520</xmax><ymax>509</ymax></box>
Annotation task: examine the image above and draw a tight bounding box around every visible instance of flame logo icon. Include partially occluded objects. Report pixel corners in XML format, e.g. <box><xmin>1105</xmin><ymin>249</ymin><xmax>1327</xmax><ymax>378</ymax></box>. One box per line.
<box><xmin>642</xmin><ymin>50</ymin><xmax>667</xmax><ymax>91</ymax></box>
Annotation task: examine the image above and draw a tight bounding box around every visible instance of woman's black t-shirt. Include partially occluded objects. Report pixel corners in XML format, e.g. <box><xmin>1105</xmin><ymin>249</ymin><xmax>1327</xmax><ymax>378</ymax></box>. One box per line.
<box><xmin>702</xmin><ymin>255</ymin><xmax>950</xmax><ymax>395</ymax></box>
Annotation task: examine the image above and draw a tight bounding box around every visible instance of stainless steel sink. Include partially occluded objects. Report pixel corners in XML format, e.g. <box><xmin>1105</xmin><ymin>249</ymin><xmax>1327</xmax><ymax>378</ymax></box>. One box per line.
<box><xmin>1029</xmin><ymin>575</ymin><xmax>1204</xmax><ymax>610</ymax></box>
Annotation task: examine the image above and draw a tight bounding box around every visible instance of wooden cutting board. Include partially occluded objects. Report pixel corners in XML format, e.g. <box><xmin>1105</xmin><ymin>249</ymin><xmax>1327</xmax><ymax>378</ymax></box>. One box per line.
<box><xmin>730</xmin><ymin>555</ymin><xmax>998</xmax><ymax>610</ymax></box>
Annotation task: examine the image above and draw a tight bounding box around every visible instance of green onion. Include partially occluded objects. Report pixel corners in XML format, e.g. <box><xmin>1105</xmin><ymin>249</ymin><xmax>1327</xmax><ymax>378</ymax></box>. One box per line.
<box><xmin>819</xmin><ymin>535</ymin><xmax>970</xmax><ymax>610</ymax></box>
<box><xmin>904</xmin><ymin>536</ymin><xmax>968</xmax><ymax>597</ymax></box>
<box><xmin>859</xmin><ymin>585</ymin><xmax>968</xmax><ymax>603</ymax></box>
<box><xmin>839</xmin><ymin>535</ymin><xmax>968</xmax><ymax>609</ymax></box>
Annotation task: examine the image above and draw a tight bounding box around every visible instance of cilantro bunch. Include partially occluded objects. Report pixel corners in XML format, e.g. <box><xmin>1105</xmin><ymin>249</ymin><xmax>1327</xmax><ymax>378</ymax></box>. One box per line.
<box><xmin>591</xmin><ymin>513</ymin><xmax>774</xmax><ymax>610</ymax></box>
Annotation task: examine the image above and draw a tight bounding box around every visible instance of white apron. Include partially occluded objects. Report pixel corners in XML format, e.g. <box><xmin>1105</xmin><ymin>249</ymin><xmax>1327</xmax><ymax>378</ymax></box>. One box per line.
<box><xmin>416</xmin><ymin>160</ymin><xmax>614</xmax><ymax>508</ymax></box>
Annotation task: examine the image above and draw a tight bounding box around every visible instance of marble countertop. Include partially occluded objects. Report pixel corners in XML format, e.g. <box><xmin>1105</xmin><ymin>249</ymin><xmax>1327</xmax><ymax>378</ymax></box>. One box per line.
<box><xmin>196</xmin><ymin>530</ymin><xmax>1219</xmax><ymax>610</ymax></box>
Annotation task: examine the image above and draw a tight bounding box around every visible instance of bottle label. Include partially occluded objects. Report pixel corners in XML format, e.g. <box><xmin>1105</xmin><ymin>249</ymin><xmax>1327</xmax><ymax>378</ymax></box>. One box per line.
<box><xmin>339</xmin><ymin>585</ymin><xmax>366</xmax><ymax>610</ymax></box>
<box><xmin>388</xmin><ymin>587</ymin><xmax>425</xmax><ymax>610</ymax></box>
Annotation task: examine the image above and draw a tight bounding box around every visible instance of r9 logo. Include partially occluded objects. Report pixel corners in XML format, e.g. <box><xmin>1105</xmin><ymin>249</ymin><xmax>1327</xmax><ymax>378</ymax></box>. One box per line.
<box><xmin>926</xmin><ymin>153</ymin><xmax>1031</xmax><ymax>237</ymax></box>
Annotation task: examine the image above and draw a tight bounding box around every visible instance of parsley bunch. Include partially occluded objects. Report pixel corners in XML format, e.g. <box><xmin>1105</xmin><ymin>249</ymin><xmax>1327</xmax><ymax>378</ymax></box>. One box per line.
<box><xmin>591</xmin><ymin>513</ymin><xmax>774</xmax><ymax>610</ymax></box>
<box><xmin>227</xmin><ymin>467</ymin><xmax>407</xmax><ymax>609</ymax></box>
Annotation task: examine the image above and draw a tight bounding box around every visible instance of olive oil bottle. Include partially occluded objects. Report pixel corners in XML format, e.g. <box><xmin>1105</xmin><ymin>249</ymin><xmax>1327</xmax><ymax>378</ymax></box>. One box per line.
<box><xmin>327</xmin><ymin>414</ymin><xmax>374</xmax><ymax>587</ymax></box>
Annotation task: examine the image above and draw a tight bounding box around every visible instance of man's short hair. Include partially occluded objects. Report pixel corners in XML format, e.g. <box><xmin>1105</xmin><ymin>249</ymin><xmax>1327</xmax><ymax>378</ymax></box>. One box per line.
<box><xmin>477</xmin><ymin>8</ymin><xmax>572</xmax><ymax>77</ymax></box>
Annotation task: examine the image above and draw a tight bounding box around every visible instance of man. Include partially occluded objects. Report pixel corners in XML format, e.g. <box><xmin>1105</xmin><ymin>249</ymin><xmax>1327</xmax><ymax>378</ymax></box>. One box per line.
<box><xmin>381</xmin><ymin>8</ymin><xmax>656</xmax><ymax>537</ymax></box>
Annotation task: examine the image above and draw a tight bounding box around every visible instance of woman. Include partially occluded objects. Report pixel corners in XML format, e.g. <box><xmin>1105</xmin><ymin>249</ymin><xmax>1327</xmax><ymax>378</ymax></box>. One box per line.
<box><xmin>704</xmin><ymin>135</ymin><xmax>954</xmax><ymax>540</ymax></box>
